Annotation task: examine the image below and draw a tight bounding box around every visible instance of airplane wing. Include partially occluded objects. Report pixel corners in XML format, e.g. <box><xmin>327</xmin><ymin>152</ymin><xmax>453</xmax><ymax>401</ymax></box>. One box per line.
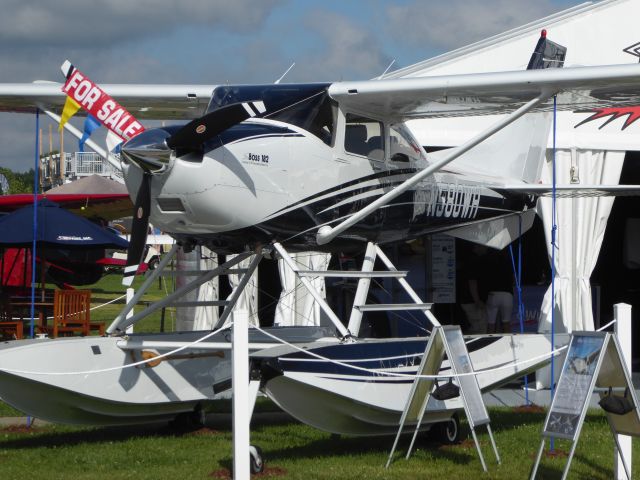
<box><xmin>0</xmin><ymin>81</ymin><xmax>216</xmax><ymax>120</ymax></box>
<box><xmin>1</xmin><ymin>63</ymin><xmax>640</xmax><ymax>122</ymax></box>
<box><xmin>327</xmin><ymin>63</ymin><xmax>640</xmax><ymax>120</ymax></box>
<box><xmin>498</xmin><ymin>184</ymin><xmax>640</xmax><ymax>198</ymax></box>
<box><xmin>0</xmin><ymin>193</ymin><xmax>132</xmax><ymax>221</ymax></box>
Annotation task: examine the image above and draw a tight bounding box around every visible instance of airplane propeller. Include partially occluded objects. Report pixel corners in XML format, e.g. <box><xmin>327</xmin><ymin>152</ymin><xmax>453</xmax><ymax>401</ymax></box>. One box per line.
<box><xmin>122</xmin><ymin>172</ymin><xmax>151</xmax><ymax>287</ymax></box>
<box><xmin>166</xmin><ymin>100</ymin><xmax>267</xmax><ymax>151</ymax></box>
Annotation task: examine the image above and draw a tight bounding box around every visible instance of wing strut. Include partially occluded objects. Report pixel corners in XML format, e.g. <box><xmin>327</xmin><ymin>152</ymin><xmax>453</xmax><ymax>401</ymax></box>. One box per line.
<box><xmin>316</xmin><ymin>91</ymin><xmax>555</xmax><ymax>245</ymax></box>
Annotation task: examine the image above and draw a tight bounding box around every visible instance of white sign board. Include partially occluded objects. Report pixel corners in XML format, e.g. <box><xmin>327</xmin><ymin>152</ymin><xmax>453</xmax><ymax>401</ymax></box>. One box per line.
<box><xmin>543</xmin><ymin>334</ymin><xmax>605</xmax><ymax>440</ymax></box>
<box><xmin>430</xmin><ymin>235</ymin><xmax>456</xmax><ymax>303</ymax></box>
<box><xmin>443</xmin><ymin>326</ymin><xmax>489</xmax><ymax>427</ymax></box>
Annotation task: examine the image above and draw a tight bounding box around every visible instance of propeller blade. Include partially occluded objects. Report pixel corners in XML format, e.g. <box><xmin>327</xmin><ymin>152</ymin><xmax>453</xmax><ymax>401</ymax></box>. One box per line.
<box><xmin>123</xmin><ymin>173</ymin><xmax>151</xmax><ymax>287</ymax></box>
<box><xmin>166</xmin><ymin>100</ymin><xmax>266</xmax><ymax>151</ymax></box>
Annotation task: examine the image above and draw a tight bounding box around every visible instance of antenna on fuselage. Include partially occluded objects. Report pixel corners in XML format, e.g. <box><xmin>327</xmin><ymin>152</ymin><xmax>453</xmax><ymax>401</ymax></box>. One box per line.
<box><xmin>375</xmin><ymin>59</ymin><xmax>396</xmax><ymax>79</ymax></box>
<box><xmin>275</xmin><ymin>63</ymin><xmax>296</xmax><ymax>84</ymax></box>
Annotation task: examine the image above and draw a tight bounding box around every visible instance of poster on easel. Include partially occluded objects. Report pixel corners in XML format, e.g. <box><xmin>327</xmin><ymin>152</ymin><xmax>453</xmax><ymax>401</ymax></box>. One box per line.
<box><xmin>443</xmin><ymin>326</ymin><xmax>490</xmax><ymax>427</ymax></box>
<box><xmin>532</xmin><ymin>332</ymin><xmax>640</xmax><ymax>480</ymax></box>
<box><xmin>543</xmin><ymin>334</ymin><xmax>605</xmax><ymax>440</ymax></box>
<box><xmin>387</xmin><ymin>326</ymin><xmax>498</xmax><ymax>471</ymax></box>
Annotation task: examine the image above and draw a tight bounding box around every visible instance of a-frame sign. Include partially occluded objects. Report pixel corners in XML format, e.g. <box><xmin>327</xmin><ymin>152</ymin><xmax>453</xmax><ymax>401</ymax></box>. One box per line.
<box><xmin>386</xmin><ymin>325</ymin><xmax>500</xmax><ymax>471</ymax></box>
<box><xmin>531</xmin><ymin>331</ymin><xmax>640</xmax><ymax>480</ymax></box>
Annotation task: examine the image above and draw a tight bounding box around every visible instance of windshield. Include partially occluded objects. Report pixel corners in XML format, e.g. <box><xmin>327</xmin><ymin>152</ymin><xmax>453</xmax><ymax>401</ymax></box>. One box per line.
<box><xmin>207</xmin><ymin>83</ymin><xmax>335</xmax><ymax>144</ymax></box>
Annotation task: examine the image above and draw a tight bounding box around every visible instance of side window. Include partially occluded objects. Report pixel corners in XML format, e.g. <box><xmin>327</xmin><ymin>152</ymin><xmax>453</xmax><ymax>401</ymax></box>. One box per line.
<box><xmin>389</xmin><ymin>123</ymin><xmax>426</xmax><ymax>164</ymax></box>
<box><xmin>344</xmin><ymin>114</ymin><xmax>384</xmax><ymax>161</ymax></box>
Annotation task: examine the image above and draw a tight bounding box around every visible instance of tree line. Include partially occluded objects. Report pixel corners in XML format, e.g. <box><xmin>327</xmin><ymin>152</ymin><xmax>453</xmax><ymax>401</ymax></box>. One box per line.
<box><xmin>0</xmin><ymin>167</ymin><xmax>36</xmax><ymax>194</ymax></box>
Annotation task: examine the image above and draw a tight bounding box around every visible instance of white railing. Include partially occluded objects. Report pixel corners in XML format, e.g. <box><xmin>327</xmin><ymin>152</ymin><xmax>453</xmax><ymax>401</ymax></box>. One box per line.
<box><xmin>41</xmin><ymin>151</ymin><xmax>123</xmax><ymax>182</ymax></box>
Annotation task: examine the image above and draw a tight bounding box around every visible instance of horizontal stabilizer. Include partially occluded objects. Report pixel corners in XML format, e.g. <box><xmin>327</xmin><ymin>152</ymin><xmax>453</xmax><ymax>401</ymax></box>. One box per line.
<box><xmin>443</xmin><ymin>210</ymin><xmax>536</xmax><ymax>249</ymax></box>
<box><xmin>498</xmin><ymin>184</ymin><xmax>640</xmax><ymax>198</ymax></box>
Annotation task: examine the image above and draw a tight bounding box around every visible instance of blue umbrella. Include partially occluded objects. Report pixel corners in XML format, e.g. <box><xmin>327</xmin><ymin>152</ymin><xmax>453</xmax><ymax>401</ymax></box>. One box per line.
<box><xmin>0</xmin><ymin>199</ymin><xmax>129</xmax><ymax>339</ymax></box>
<box><xmin>0</xmin><ymin>199</ymin><xmax>128</xmax><ymax>249</ymax></box>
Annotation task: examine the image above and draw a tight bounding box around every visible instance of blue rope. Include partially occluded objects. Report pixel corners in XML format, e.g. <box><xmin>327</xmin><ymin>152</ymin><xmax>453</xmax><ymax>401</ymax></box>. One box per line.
<box><xmin>29</xmin><ymin>109</ymin><xmax>40</xmax><ymax>340</ymax></box>
<box><xmin>508</xmin><ymin>214</ymin><xmax>528</xmax><ymax>404</ymax></box>
<box><xmin>550</xmin><ymin>95</ymin><xmax>558</xmax><ymax>451</ymax></box>
<box><xmin>27</xmin><ymin>109</ymin><xmax>40</xmax><ymax>430</ymax></box>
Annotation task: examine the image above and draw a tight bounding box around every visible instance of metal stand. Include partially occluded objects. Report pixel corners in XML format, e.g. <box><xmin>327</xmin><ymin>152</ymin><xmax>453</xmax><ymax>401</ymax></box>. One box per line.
<box><xmin>387</xmin><ymin>326</ymin><xmax>499</xmax><ymax>471</ymax></box>
<box><xmin>531</xmin><ymin>332</ymin><xmax>637</xmax><ymax>480</ymax></box>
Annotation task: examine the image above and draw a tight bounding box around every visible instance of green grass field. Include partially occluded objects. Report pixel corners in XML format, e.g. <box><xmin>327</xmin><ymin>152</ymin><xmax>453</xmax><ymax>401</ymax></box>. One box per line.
<box><xmin>87</xmin><ymin>269</ymin><xmax>174</xmax><ymax>332</ymax></box>
<box><xmin>0</xmin><ymin>407</ymin><xmax>638</xmax><ymax>479</ymax></box>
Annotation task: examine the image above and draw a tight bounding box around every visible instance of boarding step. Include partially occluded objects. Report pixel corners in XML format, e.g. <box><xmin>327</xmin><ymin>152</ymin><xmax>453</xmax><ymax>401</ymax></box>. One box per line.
<box><xmin>161</xmin><ymin>268</ymin><xmax>248</xmax><ymax>277</ymax></box>
<box><xmin>355</xmin><ymin>303</ymin><xmax>433</xmax><ymax>312</ymax></box>
<box><xmin>297</xmin><ymin>270</ymin><xmax>407</xmax><ymax>278</ymax></box>
<box><xmin>169</xmin><ymin>300</ymin><xmax>229</xmax><ymax>307</ymax></box>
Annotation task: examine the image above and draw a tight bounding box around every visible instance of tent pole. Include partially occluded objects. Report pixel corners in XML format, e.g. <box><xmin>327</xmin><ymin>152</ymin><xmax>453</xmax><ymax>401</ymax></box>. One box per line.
<box><xmin>29</xmin><ymin>109</ymin><xmax>40</xmax><ymax>339</ymax></box>
<box><xmin>550</xmin><ymin>95</ymin><xmax>558</xmax><ymax>452</ymax></box>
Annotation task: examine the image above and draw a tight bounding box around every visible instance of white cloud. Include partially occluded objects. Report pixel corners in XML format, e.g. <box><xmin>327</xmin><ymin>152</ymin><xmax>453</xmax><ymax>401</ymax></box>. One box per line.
<box><xmin>295</xmin><ymin>10</ymin><xmax>392</xmax><ymax>81</ymax></box>
<box><xmin>0</xmin><ymin>0</ymin><xmax>283</xmax><ymax>46</ymax></box>
<box><xmin>386</xmin><ymin>0</ymin><xmax>559</xmax><ymax>50</ymax></box>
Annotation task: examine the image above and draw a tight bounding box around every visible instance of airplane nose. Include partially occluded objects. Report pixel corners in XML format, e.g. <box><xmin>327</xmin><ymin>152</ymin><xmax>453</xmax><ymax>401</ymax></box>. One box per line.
<box><xmin>121</xmin><ymin>128</ymin><xmax>172</xmax><ymax>173</ymax></box>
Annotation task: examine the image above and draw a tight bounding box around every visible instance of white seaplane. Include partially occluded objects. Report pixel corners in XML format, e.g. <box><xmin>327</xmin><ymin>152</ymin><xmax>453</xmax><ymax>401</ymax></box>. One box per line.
<box><xmin>0</xmin><ymin>33</ymin><xmax>637</xmax><ymax>436</ymax></box>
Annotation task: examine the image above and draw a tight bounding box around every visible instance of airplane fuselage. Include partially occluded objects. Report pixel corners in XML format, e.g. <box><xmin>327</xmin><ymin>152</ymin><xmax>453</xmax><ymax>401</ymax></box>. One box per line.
<box><xmin>122</xmin><ymin>116</ymin><xmax>531</xmax><ymax>254</ymax></box>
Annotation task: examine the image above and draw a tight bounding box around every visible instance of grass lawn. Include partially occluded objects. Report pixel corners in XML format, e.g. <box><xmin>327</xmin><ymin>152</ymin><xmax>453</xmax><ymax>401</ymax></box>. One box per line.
<box><xmin>87</xmin><ymin>269</ymin><xmax>175</xmax><ymax>333</ymax></box>
<box><xmin>0</xmin><ymin>407</ymin><xmax>638</xmax><ymax>479</ymax></box>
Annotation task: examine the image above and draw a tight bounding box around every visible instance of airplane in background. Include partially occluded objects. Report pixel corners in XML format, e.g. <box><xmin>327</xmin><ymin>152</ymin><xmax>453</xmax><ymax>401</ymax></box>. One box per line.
<box><xmin>0</xmin><ymin>32</ymin><xmax>639</xmax><ymax>443</ymax></box>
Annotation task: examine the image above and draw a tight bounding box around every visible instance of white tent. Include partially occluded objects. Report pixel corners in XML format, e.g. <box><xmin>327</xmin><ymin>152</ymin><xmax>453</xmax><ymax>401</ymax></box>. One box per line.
<box><xmin>537</xmin><ymin>149</ymin><xmax>624</xmax><ymax>335</ymax></box>
<box><xmin>225</xmin><ymin>254</ymin><xmax>259</xmax><ymax>327</ymax></box>
<box><xmin>274</xmin><ymin>252</ymin><xmax>331</xmax><ymax>327</ymax></box>
<box><xmin>175</xmin><ymin>246</ymin><xmax>220</xmax><ymax>331</ymax></box>
<box><xmin>535</xmin><ymin>148</ymin><xmax>624</xmax><ymax>387</ymax></box>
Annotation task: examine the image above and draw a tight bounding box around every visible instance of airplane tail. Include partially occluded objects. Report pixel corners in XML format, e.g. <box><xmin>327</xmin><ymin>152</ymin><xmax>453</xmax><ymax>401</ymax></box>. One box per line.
<box><xmin>439</xmin><ymin>31</ymin><xmax>567</xmax><ymax>184</ymax></box>
<box><xmin>439</xmin><ymin>33</ymin><xmax>566</xmax><ymax>249</ymax></box>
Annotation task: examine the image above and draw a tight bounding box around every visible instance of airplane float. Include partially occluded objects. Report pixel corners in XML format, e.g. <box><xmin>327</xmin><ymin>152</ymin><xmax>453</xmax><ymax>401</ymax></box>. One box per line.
<box><xmin>0</xmin><ymin>33</ymin><xmax>638</xmax><ymax>450</ymax></box>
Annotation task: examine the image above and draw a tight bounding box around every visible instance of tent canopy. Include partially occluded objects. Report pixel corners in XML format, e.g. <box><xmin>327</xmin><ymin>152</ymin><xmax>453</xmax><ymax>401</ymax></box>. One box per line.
<box><xmin>0</xmin><ymin>199</ymin><xmax>128</xmax><ymax>249</ymax></box>
<box><xmin>46</xmin><ymin>175</ymin><xmax>128</xmax><ymax>195</ymax></box>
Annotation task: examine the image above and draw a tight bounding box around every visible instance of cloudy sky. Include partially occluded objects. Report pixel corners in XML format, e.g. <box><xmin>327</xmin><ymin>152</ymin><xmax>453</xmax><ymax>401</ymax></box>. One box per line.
<box><xmin>0</xmin><ymin>0</ymin><xmax>579</xmax><ymax>172</ymax></box>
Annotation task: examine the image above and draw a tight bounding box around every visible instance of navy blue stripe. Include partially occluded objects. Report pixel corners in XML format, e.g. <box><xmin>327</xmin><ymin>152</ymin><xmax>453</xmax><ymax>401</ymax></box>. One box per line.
<box><xmin>271</xmin><ymin>337</ymin><xmax>501</xmax><ymax>377</ymax></box>
<box><xmin>272</xmin><ymin>168</ymin><xmax>418</xmax><ymax>215</ymax></box>
<box><xmin>318</xmin><ymin>375</ymin><xmax>415</xmax><ymax>384</ymax></box>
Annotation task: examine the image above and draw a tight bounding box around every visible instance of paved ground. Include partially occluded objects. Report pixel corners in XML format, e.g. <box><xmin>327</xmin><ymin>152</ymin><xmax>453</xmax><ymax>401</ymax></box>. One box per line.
<box><xmin>484</xmin><ymin>372</ymin><xmax>640</xmax><ymax>408</ymax></box>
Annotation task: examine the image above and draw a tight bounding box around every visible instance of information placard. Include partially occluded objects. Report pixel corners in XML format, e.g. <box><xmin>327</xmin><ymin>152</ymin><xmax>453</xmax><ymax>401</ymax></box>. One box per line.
<box><xmin>543</xmin><ymin>334</ymin><xmax>605</xmax><ymax>440</ymax></box>
<box><xmin>389</xmin><ymin>325</ymin><xmax>498</xmax><ymax>471</ymax></box>
<box><xmin>443</xmin><ymin>326</ymin><xmax>490</xmax><ymax>427</ymax></box>
<box><xmin>430</xmin><ymin>235</ymin><xmax>456</xmax><ymax>303</ymax></box>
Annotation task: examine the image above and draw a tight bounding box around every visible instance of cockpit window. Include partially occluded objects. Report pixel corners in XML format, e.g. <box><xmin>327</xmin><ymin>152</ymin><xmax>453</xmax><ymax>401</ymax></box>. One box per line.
<box><xmin>389</xmin><ymin>123</ymin><xmax>427</xmax><ymax>163</ymax></box>
<box><xmin>207</xmin><ymin>83</ymin><xmax>335</xmax><ymax>145</ymax></box>
<box><xmin>344</xmin><ymin>114</ymin><xmax>384</xmax><ymax>161</ymax></box>
<box><xmin>268</xmin><ymin>92</ymin><xmax>337</xmax><ymax>146</ymax></box>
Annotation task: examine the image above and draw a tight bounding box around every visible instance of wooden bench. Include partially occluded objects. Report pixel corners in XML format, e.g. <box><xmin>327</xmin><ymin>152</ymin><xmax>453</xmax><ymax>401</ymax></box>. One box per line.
<box><xmin>52</xmin><ymin>289</ymin><xmax>104</xmax><ymax>338</ymax></box>
<box><xmin>0</xmin><ymin>321</ymin><xmax>23</xmax><ymax>340</ymax></box>
<box><xmin>0</xmin><ymin>293</ymin><xmax>24</xmax><ymax>340</ymax></box>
